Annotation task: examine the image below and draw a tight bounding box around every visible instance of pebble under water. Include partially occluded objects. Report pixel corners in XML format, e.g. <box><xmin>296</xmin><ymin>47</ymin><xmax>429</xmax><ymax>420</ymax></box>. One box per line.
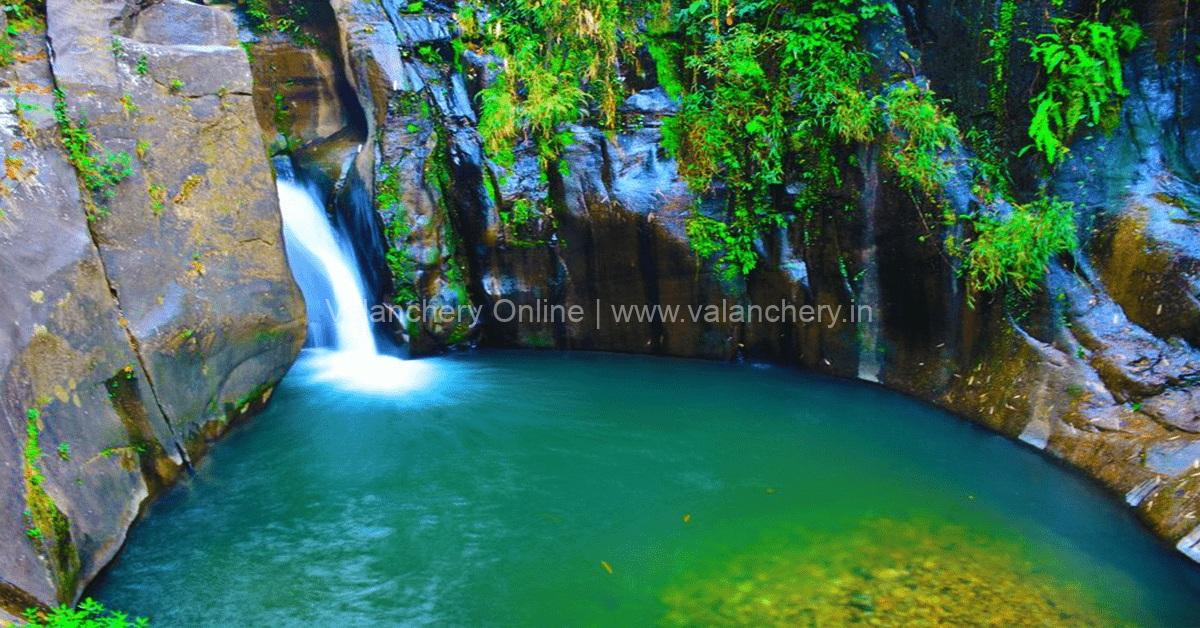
<box><xmin>90</xmin><ymin>350</ymin><xmax>1200</xmax><ymax>625</ymax></box>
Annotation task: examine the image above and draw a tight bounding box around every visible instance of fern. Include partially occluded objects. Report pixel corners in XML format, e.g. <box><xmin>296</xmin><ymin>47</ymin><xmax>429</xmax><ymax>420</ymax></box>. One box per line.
<box><xmin>1024</xmin><ymin>11</ymin><xmax>1141</xmax><ymax>163</ymax></box>
<box><xmin>666</xmin><ymin>0</ymin><xmax>888</xmax><ymax>279</ymax></box>
<box><xmin>476</xmin><ymin>76</ymin><xmax>519</xmax><ymax>166</ymax></box>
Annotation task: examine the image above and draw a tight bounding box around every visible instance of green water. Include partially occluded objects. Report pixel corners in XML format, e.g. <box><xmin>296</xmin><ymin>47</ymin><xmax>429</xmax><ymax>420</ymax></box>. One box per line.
<box><xmin>91</xmin><ymin>350</ymin><xmax>1200</xmax><ymax>625</ymax></box>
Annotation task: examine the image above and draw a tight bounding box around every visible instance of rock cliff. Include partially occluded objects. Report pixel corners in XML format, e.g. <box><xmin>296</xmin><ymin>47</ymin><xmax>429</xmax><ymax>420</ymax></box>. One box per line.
<box><xmin>0</xmin><ymin>0</ymin><xmax>304</xmax><ymax>618</ymax></box>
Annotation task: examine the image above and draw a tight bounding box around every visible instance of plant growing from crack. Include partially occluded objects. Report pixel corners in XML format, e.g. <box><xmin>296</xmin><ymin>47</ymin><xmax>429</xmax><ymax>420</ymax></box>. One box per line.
<box><xmin>52</xmin><ymin>89</ymin><xmax>133</xmax><ymax>219</ymax></box>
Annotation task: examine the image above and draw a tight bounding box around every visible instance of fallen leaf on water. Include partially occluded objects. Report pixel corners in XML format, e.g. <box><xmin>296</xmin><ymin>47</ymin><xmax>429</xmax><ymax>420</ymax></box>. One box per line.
<box><xmin>600</xmin><ymin>560</ymin><xmax>613</xmax><ymax>574</ymax></box>
<box><xmin>682</xmin><ymin>513</ymin><xmax>692</xmax><ymax>524</ymax></box>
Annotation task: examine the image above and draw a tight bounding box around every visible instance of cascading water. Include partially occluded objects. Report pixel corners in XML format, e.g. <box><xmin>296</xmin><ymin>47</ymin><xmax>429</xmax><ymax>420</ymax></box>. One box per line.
<box><xmin>275</xmin><ymin>158</ymin><xmax>430</xmax><ymax>392</ymax></box>
<box><xmin>277</xmin><ymin>160</ymin><xmax>377</xmax><ymax>354</ymax></box>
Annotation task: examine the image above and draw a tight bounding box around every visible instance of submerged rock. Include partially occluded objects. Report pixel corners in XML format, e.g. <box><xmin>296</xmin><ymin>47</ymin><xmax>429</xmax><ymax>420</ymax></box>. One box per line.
<box><xmin>660</xmin><ymin>519</ymin><xmax>1123</xmax><ymax>626</ymax></box>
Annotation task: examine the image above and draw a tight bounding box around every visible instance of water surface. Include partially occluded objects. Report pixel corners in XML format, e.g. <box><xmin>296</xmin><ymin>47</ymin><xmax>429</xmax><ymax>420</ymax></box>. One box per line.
<box><xmin>91</xmin><ymin>350</ymin><xmax>1200</xmax><ymax>625</ymax></box>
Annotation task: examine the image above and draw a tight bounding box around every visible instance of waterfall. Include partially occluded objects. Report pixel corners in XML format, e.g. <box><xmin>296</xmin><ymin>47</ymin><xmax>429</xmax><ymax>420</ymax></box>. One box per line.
<box><xmin>277</xmin><ymin>160</ymin><xmax>377</xmax><ymax>354</ymax></box>
<box><xmin>275</xmin><ymin>158</ymin><xmax>432</xmax><ymax>393</ymax></box>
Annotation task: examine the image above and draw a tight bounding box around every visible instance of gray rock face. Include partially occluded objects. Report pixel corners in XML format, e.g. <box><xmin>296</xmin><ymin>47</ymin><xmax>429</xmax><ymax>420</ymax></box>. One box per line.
<box><xmin>0</xmin><ymin>0</ymin><xmax>304</xmax><ymax>614</ymax></box>
<box><xmin>886</xmin><ymin>0</ymin><xmax>1200</xmax><ymax>550</ymax></box>
<box><xmin>46</xmin><ymin>0</ymin><xmax>306</xmax><ymax>448</ymax></box>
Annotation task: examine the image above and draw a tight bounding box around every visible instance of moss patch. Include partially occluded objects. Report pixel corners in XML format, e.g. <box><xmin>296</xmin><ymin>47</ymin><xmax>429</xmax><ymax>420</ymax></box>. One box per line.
<box><xmin>22</xmin><ymin>408</ymin><xmax>81</xmax><ymax>603</ymax></box>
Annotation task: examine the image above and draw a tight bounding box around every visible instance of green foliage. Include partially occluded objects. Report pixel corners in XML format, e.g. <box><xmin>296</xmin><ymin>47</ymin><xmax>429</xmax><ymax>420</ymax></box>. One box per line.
<box><xmin>0</xmin><ymin>31</ymin><xmax>13</xmax><ymax>66</ymax></box>
<box><xmin>148</xmin><ymin>183</ymin><xmax>167</xmax><ymax>215</ymax></box>
<box><xmin>1024</xmin><ymin>10</ymin><xmax>1141</xmax><ymax>163</ymax></box>
<box><xmin>168</xmin><ymin>79</ymin><xmax>184</xmax><ymax>93</ymax></box>
<box><xmin>684</xmin><ymin>213</ymin><xmax>763</xmax><ymax>280</ymax></box>
<box><xmin>4</xmin><ymin>0</ymin><xmax>43</xmax><ymax>30</ymax></box>
<box><xmin>983</xmin><ymin>0</ymin><xmax>1017</xmax><ymax>122</ymax></box>
<box><xmin>21</xmin><ymin>406</ymin><xmax>78</xmax><ymax>597</ymax></box>
<box><xmin>119</xmin><ymin>94</ymin><xmax>138</xmax><ymax>116</ymax></box>
<box><xmin>272</xmin><ymin>90</ymin><xmax>298</xmax><ymax>151</ymax></box>
<box><xmin>964</xmin><ymin>126</ymin><xmax>1013</xmax><ymax>204</ymax></box>
<box><xmin>502</xmin><ymin>198</ymin><xmax>538</xmax><ymax>228</ymax></box>
<box><xmin>460</xmin><ymin>0</ymin><xmax>639</xmax><ymax>166</ymax></box>
<box><xmin>662</xmin><ymin>0</ymin><xmax>892</xmax><ymax>278</ymax></box>
<box><xmin>239</xmin><ymin>41</ymin><xmax>255</xmax><ymax>64</ymax></box>
<box><xmin>882</xmin><ymin>81</ymin><xmax>959</xmax><ymax>193</ymax></box>
<box><xmin>22</xmin><ymin>598</ymin><xmax>147</xmax><ymax>628</ymax></box>
<box><xmin>646</xmin><ymin>37</ymin><xmax>683</xmax><ymax>100</ymax></box>
<box><xmin>453</xmin><ymin>0</ymin><xmax>1116</xmax><ymax>298</ymax></box>
<box><xmin>2</xmin><ymin>0</ymin><xmax>45</xmax><ymax>65</ymax></box>
<box><xmin>378</xmin><ymin>163</ymin><xmax>419</xmax><ymax>305</ymax></box>
<box><xmin>53</xmin><ymin>89</ymin><xmax>134</xmax><ymax>217</ymax></box>
<box><xmin>24</xmin><ymin>408</ymin><xmax>42</xmax><ymax>484</ymax></box>
<box><xmin>476</xmin><ymin>76</ymin><xmax>520</xmax><ymax>166</ymax></box>
<box><xmin>964</xmin><ymin>197</ymin><xmax>1078</xmax><ymax>296</ymax></box>
<box><xmin>415</xmin><ymin>44</ymin><xmax>440</xmax><ymax>65</ymax></box>
<box><xmin>498</xmin><ymin>197</ymin><xmax>550</xmax><ymax>248</ymax></box>
<box><xmin>237</xmin><ymin>0</ymin><xmax>316</xmax><ymax>46</ymax></box>
<box><xmin>135</xmin><ymin>56</ymin><xmax>148</xmax><ymax>76</ymax></box>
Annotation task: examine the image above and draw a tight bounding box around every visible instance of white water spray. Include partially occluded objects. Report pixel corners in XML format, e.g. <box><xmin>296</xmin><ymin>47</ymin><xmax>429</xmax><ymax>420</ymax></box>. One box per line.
<box><xmin>278</xmin><ymin>176</ymin><xmax>377</xmax><ymax>354</ymax></box>
<box><xmin>276</xmin><ymin>163</ymin><xmax>431</xmax><ymax>393</ymax></box>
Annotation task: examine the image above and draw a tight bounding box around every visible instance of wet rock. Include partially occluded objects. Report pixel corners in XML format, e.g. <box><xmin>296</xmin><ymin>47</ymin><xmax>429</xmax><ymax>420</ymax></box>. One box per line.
<box><xmin>1142</xmin><ymin>389</ymin><xmax>1200</xmax><ymax>433</ymax></box>
<box><xmin>619</xmin><ymin>87</ymin><xmax>678</xmax><ymax>116</ymax></box>
<box><xmin>0</xmin><ymin>26</ymin><xmax>174</xmax><ymax>611</ymax></box>
<box><xmin>249</xmin><ymin>38</ymin><xmax>358</xmax><ymax>149</ymax></box>
<box><xmin>1178</xmin><ymin>526</ymin><xmax>1200</xmax><ymax>562</ymax></box>
<box><xmin>1126</xmin><ymin>477</ymin><xmax>1163</xmax><ymax>507</ymax></box>
<box><xmin>1145</xmin><ymin>440</ymin><xmax>1200</xmax><ymax>476</ymax></box>
<box><xmin>47</xmin><ymin>0</ymin><xmax>306</xmax><ymax>454</ymax></box>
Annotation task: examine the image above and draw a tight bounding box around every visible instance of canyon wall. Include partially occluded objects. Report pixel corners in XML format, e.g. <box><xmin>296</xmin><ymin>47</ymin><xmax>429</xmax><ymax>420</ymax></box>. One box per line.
<box><xmin>293</xmin><ymin>0</ymin><xmax>1200</xmax><ymax>566</ymax></box>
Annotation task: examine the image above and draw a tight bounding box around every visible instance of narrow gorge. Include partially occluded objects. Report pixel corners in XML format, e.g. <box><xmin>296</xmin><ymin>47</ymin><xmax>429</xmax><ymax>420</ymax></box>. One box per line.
<box><xmin>2</xmin><ymin>0</ymin><xmax>1200</xmax><ymax>624</ymax></box>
